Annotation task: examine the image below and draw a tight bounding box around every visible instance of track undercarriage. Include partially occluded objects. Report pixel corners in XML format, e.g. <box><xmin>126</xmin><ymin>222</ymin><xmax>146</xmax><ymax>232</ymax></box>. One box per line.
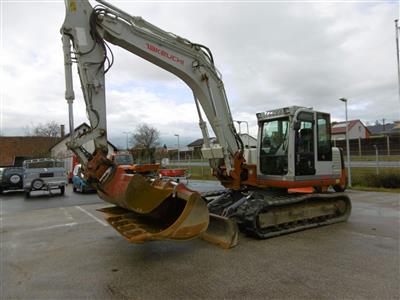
<box><xmin>203</xmin><ymin>188</ymin><xmax>351</xmax><ymax>240</ymax></box>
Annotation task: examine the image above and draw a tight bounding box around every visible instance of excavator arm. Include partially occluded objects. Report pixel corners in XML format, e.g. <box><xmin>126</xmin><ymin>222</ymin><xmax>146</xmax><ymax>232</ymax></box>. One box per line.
<box><xmin>61</xmin><ymin>0</ymin><xmax>244</xmax><ymax>184</ymax></box>
<box><xmin>61</xmin><ymin>0</ymin><xmax>239</xmax><ymax>247</ymax></box>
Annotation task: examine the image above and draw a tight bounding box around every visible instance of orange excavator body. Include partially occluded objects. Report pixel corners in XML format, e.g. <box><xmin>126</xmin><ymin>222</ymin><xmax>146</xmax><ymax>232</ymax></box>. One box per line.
<box><xmin>61</xmin><ymin>0</ymin><xmax>349</xmax><ymax>250</ymax></box>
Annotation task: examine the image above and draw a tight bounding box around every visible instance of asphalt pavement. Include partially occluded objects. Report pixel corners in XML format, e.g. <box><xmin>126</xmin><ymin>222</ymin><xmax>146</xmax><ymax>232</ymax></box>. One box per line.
<box><xmin>0</xmin><ymin>186</ymin><xmax>103</xmax><ymax>214</ymax></box>
<box><xmin>1</xmin><ymin>182</ymin><xmax>399</xmax><ymax>299</ymax></box>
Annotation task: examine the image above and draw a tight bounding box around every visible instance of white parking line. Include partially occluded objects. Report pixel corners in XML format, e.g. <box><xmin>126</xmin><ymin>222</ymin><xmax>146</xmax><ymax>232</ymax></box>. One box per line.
<box><xmin>75</xmin><ymin>206</ymin><xmax>108</xmax><ymax>227</ymax></box>
<box><xmin>60</xmin><ymin>207</ymin><xmax>75</xmax><ymax>222</ymax></box>
<box><xmin>28</xmin><ymin>222</ymin><xmax>77</xmax><ymax>232</ymax></box>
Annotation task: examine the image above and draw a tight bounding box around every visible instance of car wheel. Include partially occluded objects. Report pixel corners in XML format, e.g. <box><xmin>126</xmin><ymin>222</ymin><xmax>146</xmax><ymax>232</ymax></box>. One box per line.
<box><xmin>81</xmin><ymin>185</ymin><xmax>87</xmax><ymax>194</ymax></box>
<box><xmin>60</xmin><ymin>186</ymin><xmax>65</xmax><ymax>195</ymax></box>
<box><xmin>32</xmin><ymin>179</ymin><xmax>44</xmax><ymax>190</ymax></box>
<box><xmin>333</xmin><ymin>183</ymin><xmax>346</xmax><ymax>192</ymax></box>
<box><xmin>9</xmin><ymin>174</ymin><xmax>22</xmax><ymax>185</ymax></box>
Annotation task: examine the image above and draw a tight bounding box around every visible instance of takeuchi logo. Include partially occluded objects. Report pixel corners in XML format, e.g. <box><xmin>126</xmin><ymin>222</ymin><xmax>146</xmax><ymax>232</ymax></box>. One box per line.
<box><xmin>146</xmin><ymin>43</ymin><xmax>184</xmax><ymax>65</ymax></box>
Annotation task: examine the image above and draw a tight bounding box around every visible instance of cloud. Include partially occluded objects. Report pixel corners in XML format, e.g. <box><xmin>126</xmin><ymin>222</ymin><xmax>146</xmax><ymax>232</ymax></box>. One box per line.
<box><xmin>1</xmin><ymin>0</ymin><xmax>398</xmax><ymax>148</ymax></box>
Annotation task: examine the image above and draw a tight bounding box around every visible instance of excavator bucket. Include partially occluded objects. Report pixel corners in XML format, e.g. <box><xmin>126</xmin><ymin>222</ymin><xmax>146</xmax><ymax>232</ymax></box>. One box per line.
<box><xmin>96</xmin><ymin>167</ymin><xmax>237</xmax><ymax>246</ymax></box>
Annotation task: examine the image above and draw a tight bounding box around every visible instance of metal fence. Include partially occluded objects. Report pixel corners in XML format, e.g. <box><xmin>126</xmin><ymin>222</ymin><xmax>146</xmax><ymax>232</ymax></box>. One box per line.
<box><xmin>333</xmin><ymin>136</ymin><xmax>400</xmax><ymax>156</ymax></box>
<box><xmin>132</xmin><ymin>136</ymin><xmax>400</xmax><ymax>165</ymax></box>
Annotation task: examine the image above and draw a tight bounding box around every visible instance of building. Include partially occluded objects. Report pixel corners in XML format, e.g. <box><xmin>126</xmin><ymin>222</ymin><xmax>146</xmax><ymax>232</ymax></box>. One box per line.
<box><xmin>331</xmin><ymin>120</ymin><xmax>371</xmax><ymax>140</ymax></box>
<box><xmin>187</xmin><ymin>137</ymin><xmax>217</xmax><ymax>159</ymax></box>
<box><xmin>187</xmin><ymin>134</ymin><xmax>257</xmax><ymax>158</ymax></box>
<box><xmin>0</xmin><ymin>136</ymin><xmax>60</xmax><ymax>167</ymax></box>
<box><xmin>239</xmin><ymin>133</ymin><xmax>257</xmax><ymax>148</ymax></box>
<box><xmin>367</xmin><ymin>121</ymin><xmax>400</xmax><ymax>136</ymax></box>
<box><xmin>386</xmin><ymin>122</ymin><xmax>400</xmax><ymax>136</ymax></box>
<box><xmin>50</xmin><ymin>123</ymin><xmax>117</xmax><ymax>175</ymax></box>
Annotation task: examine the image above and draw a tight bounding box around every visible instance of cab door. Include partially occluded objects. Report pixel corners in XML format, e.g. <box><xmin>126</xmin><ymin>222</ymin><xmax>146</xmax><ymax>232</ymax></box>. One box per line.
<box><xmin>294</xmin><ymin>111</ymin><xmax>315</xmax><ymax>176</ymax></box>
<box><xmin>315</xmin><ymin>113</ymin><xmax>333</xmax><ymax>175</ymax></box>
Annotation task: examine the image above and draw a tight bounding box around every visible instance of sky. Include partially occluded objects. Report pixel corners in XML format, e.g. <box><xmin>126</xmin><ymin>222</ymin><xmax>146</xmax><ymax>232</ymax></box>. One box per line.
<box><xmin>0</xmin><ymin>0</ymin><xmax>399</xmax><ymax>149</ymax></box>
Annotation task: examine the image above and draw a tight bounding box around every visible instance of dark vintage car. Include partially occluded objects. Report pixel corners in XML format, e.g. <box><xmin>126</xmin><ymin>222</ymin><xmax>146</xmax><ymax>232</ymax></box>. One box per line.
<box><xmin>0</xmin><ymin>167</ymin><xmax>24</xmax><ymax>193</ymax></box>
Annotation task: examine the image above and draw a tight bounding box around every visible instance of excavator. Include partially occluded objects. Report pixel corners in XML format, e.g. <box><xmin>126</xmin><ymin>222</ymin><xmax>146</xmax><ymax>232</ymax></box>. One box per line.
<box><xmin>61</xmin><ymin>0</ymin><xmax>351</xmax><ymax>248</ymax></box>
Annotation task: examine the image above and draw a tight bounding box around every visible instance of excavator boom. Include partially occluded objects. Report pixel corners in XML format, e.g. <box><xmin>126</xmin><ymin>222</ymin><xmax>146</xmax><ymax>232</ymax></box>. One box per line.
<box><xmin>61</xmin><ymin>0</ymin><xmax>240</xmax><ymax>247</ymax></box>
<box><xmin>61</xmin><ymin>0</ymin><xmax>243</xmax><ymax>178</ymax></box>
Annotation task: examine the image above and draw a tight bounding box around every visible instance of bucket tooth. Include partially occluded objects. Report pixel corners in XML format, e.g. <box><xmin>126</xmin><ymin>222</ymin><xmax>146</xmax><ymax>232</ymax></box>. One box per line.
<box><xmin>116</xmin><ymin>223</ymin><xmax>137</xmax><ymax>231</ymax></box>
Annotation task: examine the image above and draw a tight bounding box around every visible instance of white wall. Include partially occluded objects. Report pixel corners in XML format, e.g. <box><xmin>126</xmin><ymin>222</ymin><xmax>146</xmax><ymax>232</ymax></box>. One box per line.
<box><xmin>240</xmin><ymin>133</ymin><xmax>257</xmax><ymax>148</ymax></box>
<box><xmin>348</xmin><ymin>121</ymin><xmax>367</xmax><ymax>139</ymax></box>
<box><xmin>332</xmin><ymin>121</ymin><xmax>367</xmax><ymax>140</ymax></box>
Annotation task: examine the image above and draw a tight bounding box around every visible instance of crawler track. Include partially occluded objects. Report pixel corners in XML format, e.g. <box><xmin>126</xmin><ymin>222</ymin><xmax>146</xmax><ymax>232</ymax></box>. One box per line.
<box><xmin>203</xmin><ymin>189</ymin><xmax>351</xmax><ymax>239</ymax></box>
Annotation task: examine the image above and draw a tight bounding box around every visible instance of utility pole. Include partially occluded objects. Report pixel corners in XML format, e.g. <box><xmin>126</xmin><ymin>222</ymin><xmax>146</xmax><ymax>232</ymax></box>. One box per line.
<box><xmin>340</xmin><ymin>98</ymin><xmax>352</xmax><ymax>187</ymax></box>
<box><xmin>395</xmin><ymin>19</ymin><xmax>400</xmax><ymax>102</ymax></box>
<box><xmin>174</xmin><ymin>134</ymin><xmax>180</xmax><ymax>162</ymax></box>
<box><xmin>122</xmin><ymin>131</ymin><xmax>131</xmax><ymax>151</ymax></box>
<box><xmin>373</xmin><ymin>145</ymin><xmax>379</xmax><ymax>175</ymax></box>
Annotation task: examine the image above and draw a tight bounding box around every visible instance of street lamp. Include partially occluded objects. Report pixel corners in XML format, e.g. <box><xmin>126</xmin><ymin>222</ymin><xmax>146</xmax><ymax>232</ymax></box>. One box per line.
<box><xmin>236</xmin><ymin>120</ymin><xmax>242</xmax><ymax>134</ymax></box>
<box><xmin>339</xmin><ymin>98</ymin><xmax>352</xmax><ymax>187</ymax></box>
<box><xmin>174</xmin><ymin>134</ymin><xmax>180</xmax><ymax>162</ymax></box>
<box><xmin>234</xmin><ymin>120</ymin><xmax>250</xmax><ymax>148</ymax></box>
<box><xmin>122</xmin><ymin>131</ymin><xmax>131</xmax><ymax>150</ymax></box>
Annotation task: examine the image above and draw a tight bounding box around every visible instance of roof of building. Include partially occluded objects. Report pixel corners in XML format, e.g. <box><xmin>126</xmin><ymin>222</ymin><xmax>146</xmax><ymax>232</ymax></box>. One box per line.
<box><xmin>331</xmin><ymin>120</ymin><xmax>370</xmax><ymax>135</ymax></box>
<box><xmin>49</xmin><ymin>123</ymin><xmax>118</xmax><ymax>151</ymax></box>
<box><xmin>239</xmin><ymin>133</ymin><xmax>257</xmax><ymax>141</ymax></box>
<box><xmin>382</xmin><ymin>122</ymin><xmax>400</xmax><ymax>135</ymax></box>
<box><xmin>187</xmin><ymin>137</ymin><xmax>216</xmax><ymax>147</ymax></box>
<box><xmin>187</xmin><ymin>134</ymin><xmax>257</xmax><ymax>148</ymax></box>
<box><xmin>367</xmin><ymin>122</ymin><xmax>397</xmax><ymax>135</ymax></box>
<box><xmin>0</xmin><ymin>136</ymin><xmax>60</xmax><ymax>167</ymax></box>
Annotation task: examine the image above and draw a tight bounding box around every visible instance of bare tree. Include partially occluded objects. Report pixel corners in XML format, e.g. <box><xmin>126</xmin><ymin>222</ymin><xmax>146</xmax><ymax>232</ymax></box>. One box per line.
<box><xmin>130</xmin><ymin>124</ymin><xmax>160</xmax><ymax>163</ymax></box>
<box><xmin>24</xmin><ymin>121</ymin><xmax>61</xmax><ymax>138</ymax></box>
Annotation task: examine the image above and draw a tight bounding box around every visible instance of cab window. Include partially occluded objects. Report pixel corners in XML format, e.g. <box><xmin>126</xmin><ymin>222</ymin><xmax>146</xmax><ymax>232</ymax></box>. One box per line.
<box><xmin>260</xmin><ymin>118</ymin><xmax>289</xmax><ymax>175</ymax></box>
<box><xmin>317</xmin><ymin>113</ymin><xmax>332</xmax><ymax>161</ymax></box>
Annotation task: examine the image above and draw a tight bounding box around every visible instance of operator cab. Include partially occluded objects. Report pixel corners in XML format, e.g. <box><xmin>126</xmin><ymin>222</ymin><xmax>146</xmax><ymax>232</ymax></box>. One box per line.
<box><xmin>256</xmin><ymin>106</ymin><xmax>336</xmax><ymax>181</ymax></box>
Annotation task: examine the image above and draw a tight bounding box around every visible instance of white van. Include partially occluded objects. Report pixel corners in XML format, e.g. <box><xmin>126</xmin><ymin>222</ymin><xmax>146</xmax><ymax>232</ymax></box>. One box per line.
<box><xmin>23</xmin><ymin>158</ymin><xmax>68</xmax><ymax>198</ymax></box>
